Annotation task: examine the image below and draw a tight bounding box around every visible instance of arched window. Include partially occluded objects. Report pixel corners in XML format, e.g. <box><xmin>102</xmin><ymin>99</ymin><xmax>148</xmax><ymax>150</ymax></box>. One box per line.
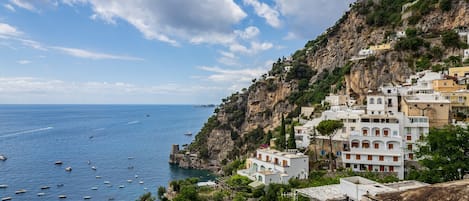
<box><xmin>377</xmin><ymin>98</ymin><xmax>382</xmax><ymax>104</ymax></box>
<box><xmin>369</xmin><ymin>98</ymin><xmax>375</xmax><ymax>104</ymax></box>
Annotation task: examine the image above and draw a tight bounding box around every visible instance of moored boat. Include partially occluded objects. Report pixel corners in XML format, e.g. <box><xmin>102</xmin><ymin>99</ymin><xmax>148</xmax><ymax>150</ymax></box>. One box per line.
<box><xmin>58</xmin><ymin>194</ymin><xmax>67</xmax><ymax>199</ymax></box>
<box><xmin>65</xmin><ymin>166</ymin><xmax>72</xmax><ymax>172</ymax></box>
<box><xmin>0</xmin><ymin>184</ymin><xmax>8</xmax><ymax>188</ymax></box>
<box><xmin>84</xmin><ymin>196</ymin><xmax>92</xmax><ymax>199</ymax></box>
<box><xmin>91</xmin><ymin>186</ymin><xmax>98</xmax><ymax>190</ymax></box>
<box><xmin>1</xmin><ymin>197</ymin><xmax>12</xmax><ymax>201</ymax></box>
<box><xmin>40</xmin><ymin>185</ymin><xmax>50</xmax><ymax>190</ymax></box>
<box><xmin>55</xmin><ymin>161</ymin><xmax>63</xmax><ymax>165</ymax></box>
<box><xmin>37</xmin><ymin>192</ymin><xmax>45</xmax><ymax>196</ymax></box>
<box><xmin>15</xmin><ymin>189</ymin><xmax>27</xmax><ymax>194</ymax></box>
<box><xmin>0</xmin><ymin>155</ymin><xmax>7</xmax><ymax>161</ymax></box>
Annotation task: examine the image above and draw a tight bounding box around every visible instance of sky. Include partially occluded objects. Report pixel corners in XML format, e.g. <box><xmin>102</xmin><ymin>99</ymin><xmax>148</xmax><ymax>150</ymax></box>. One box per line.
<box><xmin>0</xmin><ymin>0</ymin><xmax>353</xmax><ymax>104</ymax></box>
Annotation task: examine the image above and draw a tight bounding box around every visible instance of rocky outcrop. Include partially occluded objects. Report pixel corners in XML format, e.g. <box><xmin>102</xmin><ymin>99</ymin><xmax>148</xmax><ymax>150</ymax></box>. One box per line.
<box><xmin>172</xmin><ymin>0</ymin><xmax>469</xmax><ymax>173</ymax></box>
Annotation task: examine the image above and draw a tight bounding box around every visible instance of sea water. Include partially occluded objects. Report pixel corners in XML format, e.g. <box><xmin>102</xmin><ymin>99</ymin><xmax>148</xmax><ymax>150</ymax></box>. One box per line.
<box><xmin>0</xmin><ymin>105</ymin><xmax>215</xmax><ymax>200</ymax></box>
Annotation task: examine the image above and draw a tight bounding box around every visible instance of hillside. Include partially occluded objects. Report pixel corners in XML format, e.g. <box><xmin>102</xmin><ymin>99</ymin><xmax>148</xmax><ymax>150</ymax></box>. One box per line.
<box><xmin>173</xmin><ymin>0</ymin><xmax>469</xmax><ymax>173</ymax></box>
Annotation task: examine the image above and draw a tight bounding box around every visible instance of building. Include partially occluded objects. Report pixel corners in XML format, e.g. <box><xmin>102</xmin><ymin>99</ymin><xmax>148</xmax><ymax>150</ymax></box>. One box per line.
<box><xmin>237</xmin><ymin>148</ymin><xmax>309</xmax><ymax>185</ymax></box>
<box><xmin>449</xmin><ymin>66</ymin><xmax>469</xmax><ymax>78</ymax></box>
<box><xmin>441</xmin><ymin>90</ymin><xmax>469</xmax><ymax>121</ymax></box>
<box><xmin>369</xmin><ymin>43</ymin><xmax>391</xmax><ymax>51</ymax></box>
<box><xmin>432</xmin><ymin>79</ymin><xmax>466</xmax><ymax>92</ymax></box>
<box><xmin>400</xmin><ymin>94</ymin><xmax>451</xmax><ymax>127</ymax></box>
<box><xmin>358</xmin><ymin>48</ymin><xmax>374</xmax><ymax>57</ymax></box>
<box><xmin>402</xmin><ymin>116</ymin><xmax>429</xmax><ymax>163</ymax></box>
<box><xmin>295</xmin><ymin>176</ymin><xmax>428</xmax><ymax>201</ymax></box>
<box><xmin>464</xmin><ymin>49</ymin><xmax>469</xmax><ymax>59</ymax></box>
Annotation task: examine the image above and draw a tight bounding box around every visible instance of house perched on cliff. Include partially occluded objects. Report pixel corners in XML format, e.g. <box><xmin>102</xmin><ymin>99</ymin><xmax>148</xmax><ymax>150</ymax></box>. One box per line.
<box><xmin>237</xmin><ymin>148</ymin><xmax>308</xmax><ymax>185</ymax></box>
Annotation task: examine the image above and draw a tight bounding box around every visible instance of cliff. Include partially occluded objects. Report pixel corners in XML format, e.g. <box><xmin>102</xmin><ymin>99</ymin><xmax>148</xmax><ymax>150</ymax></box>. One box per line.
<box><xmin>172</xmin><ymin>0</ymin><xmax>469</xmax><ymax>173</ymax></box>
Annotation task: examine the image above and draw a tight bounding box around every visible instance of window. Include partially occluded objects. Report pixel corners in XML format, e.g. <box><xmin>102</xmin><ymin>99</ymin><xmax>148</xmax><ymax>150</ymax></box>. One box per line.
<box><xmin>459</xmin><ymin>96</ymin><xmax>464</xmax><ymax>103</ymax></box>
<box><xmin>266</xmin><ymin>156</ymin><xmax>270</xmax><ymax>162</ymax></box>
<box><xmin>377</xmin><ymin>98</ymin><xmax>382</xmax><ymax>104</ymax></box>
<box><xmin>389</xmin><ymin>166</ymin><xmax>394</xmax><ymax>172</ymax></box>
<box><xmin>368</xmin><ymin>155</ymin><xmax>372</xmax><ymax>160</ymax></box>
<box><xmin>407</xmin><ymin>135</ymin><xmax>412</xmax><ymax>141</ymax></box>
<box><xmin>337</xmin><ymin>151</ymin><xmax>342</xmax><ymax>156</ymax></box>
<box><xmin>383</xmin><ymin>129</ymin><xmax>389</xmax><ymax>137</ymax></box>
<box><xmin>368</xmin><ymin>165</ymin><xmax>373</xmax><ymax>171</ymax></box>
<box><xmin>274</xmin><ymin>158</ymin><xmax>278</xmax><ymax>165</ymax></box>
<box><xmin>409</xmin><ymin>153</ymin><xmax>414</xmax><ymax>160</ymax></box>
<box><xmin>354</xmin><ymin>164</ymin><xmax>358</xmax><ymax>169</ymax></box>
<box><xmin>363</xmin><ymin>129</ymin><xmax>368</xmax><ymax>136</ymax></box>
<box><xmin>374</xmin><ymin>143</ymin><xmax>379</xmax><ymax>149</ymax></box>
<box><xmin>356</xmin><ymin>155</ymin><xmax>361</xmax><ymax>160</ymax></box>
<box><xmin>379</xmin><ymin>156</ymin><xmax>384</xmax><ymax>161</ymax></box>
<box><xmin>342</xmin><ymin>127</ymin><xmax>346</xmax><ymax>133</ymax></box>
<box><xmin>380</xmin><ymin>165</ymin><xmax>385</xmax><ymax>172</ymax></box>
<box><xmin>388</xmin><ymin>144</ymin><xmax>394</xmax><ymax>150</ymax></box>
<box><xmin>351</xmin><ymin>127</ymin><xmax>355</xmax><ymax>131</ymax></box>
<box><xmin>408</xmin><ymin>144</ymin><xmax>413</xmax><ymax>150</ymax></box>
<box><xmin>352</xmin><ymin>142</ymin><xmax>359</xmax><ymax>148</ymax></box>
<box><xmin>282</xmin><ymin>160</ymin><xmax>288</xmax><ymax>167</ymax></box>
<box><xmin>393</xmin><ymin>156</ymin><xmax>398</xmax><ymax>161</ymax></box>
<box><xmin>375</xmin><ymin>129</ymin><xmax>380</xmax><ymax>136</ymax></box>
<box><xmin>258</xmin><ymin>154</ymin><xmax>262</xmax><ymax>159</ymax></box>
<box><xmin>362</xmin><ymin>142</ymin><xmax>370</xmax><ymax>148</ymax></box>
<box><xmin>369</xmin><ymin>98</ymin><xmax>375</xmax><ymax>104</ymax></box>
<box><xmin>346</xmin><ymin>154</ymin><xmax>350</xmax><ymax>159</ymax></box>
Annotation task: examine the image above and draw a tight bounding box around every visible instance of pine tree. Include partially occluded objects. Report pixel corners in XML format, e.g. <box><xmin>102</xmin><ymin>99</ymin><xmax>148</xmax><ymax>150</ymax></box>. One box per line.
<box><xmin>287</xmin><ymin>123</ymin><xmax>296</xmax><ymax>149</ymax></box>
<box><xmin>277</xmin><ymin>114</ymin><xmax>286</xmax><ymax>150</ymax></box>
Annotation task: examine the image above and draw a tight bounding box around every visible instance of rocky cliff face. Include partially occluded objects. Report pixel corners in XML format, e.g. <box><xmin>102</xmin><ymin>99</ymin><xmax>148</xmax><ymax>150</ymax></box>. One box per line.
<box><xmin>173</xmin><ymin>0</ymin><xmax>469</xmax><ymax>173</ymax></box>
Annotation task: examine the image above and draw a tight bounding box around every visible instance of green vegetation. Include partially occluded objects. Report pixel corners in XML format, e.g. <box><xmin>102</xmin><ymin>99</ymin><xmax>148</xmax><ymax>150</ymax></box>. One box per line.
<box><xmin>439</xmin><ymin>0</ymin><xmax>452</xmax><ymax>11</ymax></box>
<box><xmin>395</xmin><ymin>28</ymin><xmax>429</xmax><ymax>51</ymax></box>
<box><xmin>158</xmin><ymin>186</ymin><xmax>168</xmax><ymax>201</ymax></box>
<box><xmin>360</xmin><ymin>0</ymin><xmax>409</xmax><ymax>26</ymax></box>
<box><xmin>222</xmin><ymin>159</ymin><xmax>245</xmax><ymax>176</ymax></box>
<box><xmin>226</xmin><ymin>175</ymin><xmax>252</xmax><ymax>192</ymax></box>
<box><xmin>275</xmin><ymin>115</ymin><xmax>286</xmax><ymax>150</ymax></box>
<box><xmin>442</xmin><ymin>30</ymin><xmax>468</xmax><ymax>49</ymax></box>
<box><xmin>287</xmin><ymin>124</ymin><xmax>296</xmax><ymax>149</ymax></box>
<box><xmin>190</xmin><ymin>115</ymin><xmax>220</xmax><ymax>159</ymax></box>
<box><xmin>136</xmin><ymin>192</ymin><xmax>156</xmax><ymax>201</ymax></box>
<box><xmin>407</xmin><ymin>125</ymin><xmax>469</xmax><ymax>183</ymax></box>
<box><xmin>317</xmin><ymin>120</ymin><xmax>344</xmax><ymax>171</ymax></box>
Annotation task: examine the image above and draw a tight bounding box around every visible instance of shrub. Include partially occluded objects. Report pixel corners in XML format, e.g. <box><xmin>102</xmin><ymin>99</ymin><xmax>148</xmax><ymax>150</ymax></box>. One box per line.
<box><xmin>439</xmin><ymin>0</ymin><xmax>452</xmax><ymax>11</ymax></box>
<box><xmin>442</xmin><ymin>30</ymin><xmax>463</xmax><ymax>48</ymax></box>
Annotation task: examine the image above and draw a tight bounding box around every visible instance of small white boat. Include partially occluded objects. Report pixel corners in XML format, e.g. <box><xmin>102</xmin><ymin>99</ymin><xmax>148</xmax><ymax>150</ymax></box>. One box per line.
<box><xmin>0</xmin><ymin>155</ymin><xmax>7</xmax><ymax>161</ymax></box>
<box><xmin>127</xmin><ymin>157</ymin><xmax>134</xmax><ymax>160</ymax></box>
<box><xmin>91</xmin><ymin>166</ymin><xmax>97</xmax><ymax>170</ymax></box>
<box><xmin>95</xmin><ymin>176</ymin><xmax>102</xmax><ymax>179</ymax></box>
<box><xmin>127</xmin><ymin>179</ymin><xmax>132</xmax><ymax>183</ymax></box>
<box><xmin>65</xmin><ymin>167</ymin><xmax>72</xmax><ymax>172</ymax></box>
<box><xmin>58</xmin><ymin>194</ymin><xmax>67</xmax><ymax>199</ymax></box>
<box><xmin>118</xmin><ymin>185</ymin><xmax>125</xmax><ymax>188</ymax></box>
<box><xmin>139</xmin><ymin>181</ymin><xmax>144</xmax><ymax>184</ymax></box>
<box><xmin>104</xmin><ymin>181</ymin><xmax>110</xmax><ymax>184</ymax></box>
<box><xmin>0</xmin><ymin>184</ymin><xmax>8</xmax><ymax>188</ymax></box>
<box><xmin>55</xmin><ymin>161</ymin><xmax>63</xmax><ymax>165</ymax></box>
<box><xmin>37</xmin><ymin>192</ymin><xmax>46</xmax><ymax>196</ymax></box>
<box><xmin>1</xmin><ymin>197</ymin><xmax>12</xmax><ymax>201</ymax></box>
<box><xmin>15</xmin><ymin>189</ymin><xmax>27</xmax><ymax>194</ymax></box>
<box><xmin>40</xmin><ymin>185</ymin><xmax>50</xmax><ymax>190</ymax></box>
<box><xmin>184</xmin><ymin>131</ymin><xmax>192</xmax><ymax>136</ymax></box>
<box><xmin>144</xmin><ymin>187</ymin><xmax>148</xmax><ymax>191</ymax></box>
<box><xmin>91</xmin><ymin>186</ymin><xmax>98</xmax><ymax>190</ymax></box>
<box><xmin>84</xmin><ymin>196</ymin><xmax>92</xmax><ymax>199</ymax></box>
<box><xmin>135</xmin><ymin>174</ymin><xmax>138</xmax><ymax>178</ymax></box>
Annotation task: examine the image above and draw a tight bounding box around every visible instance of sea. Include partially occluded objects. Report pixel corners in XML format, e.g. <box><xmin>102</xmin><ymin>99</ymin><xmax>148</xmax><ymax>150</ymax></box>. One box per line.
<box><xmin>0</xmin><ymin>105</ymin><xmax>215</xmax><ymax>201</ymax></box>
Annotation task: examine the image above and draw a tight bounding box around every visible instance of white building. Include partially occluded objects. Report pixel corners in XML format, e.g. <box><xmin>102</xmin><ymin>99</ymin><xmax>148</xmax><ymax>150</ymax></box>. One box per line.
<box><xmin>358</xmin><ymin>48</ymin><xmax>374</xmax><ymax>57</ymax></box>
<box><xmin>402</xmin><ymin>116</ymin><xmax>429</xmax><ymax>161</ymax></box>
<box><xmin>237</xmin><ymin>148</ymin><xmax>309</xmax><ymax>185</ymax></box>
<box><xmin>464</xmin><ymin>49</ymin><xmax>469</xmax><ymax>59</ymax></box>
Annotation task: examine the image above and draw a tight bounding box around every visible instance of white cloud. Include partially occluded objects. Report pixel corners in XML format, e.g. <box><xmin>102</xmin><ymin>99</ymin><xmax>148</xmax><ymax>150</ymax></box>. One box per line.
<box><xmin>234</xmin><ymin>26</ymin><xmax>260</xmax><ymax>40</ymax></box>
<box><xmin>17</xmin><ymin>60</ymin><xmax>31</xmax><ymax>64</ymax></box>
<box><xmin>198</xmin><ymin>66</ymin><xmax>266</xmax><ymax>82</ymax></box>
<box><xmin>4</xmin><ymin>4</ymin><xmax>16</xmax><ymax>11</ymax></box>
<box><xmin>275</xmin><ymin>0</ymin><xmax>353</xmax><ymax>38</ymax></box>
<box><xmin>65</xmin><ymin>0</ymin><xmax>247</xmax><ymax>46</ymax></box>
<box><xmin>9</xmin><ymin>0</ymin><xmax>37</xmax><ymax>12</ymax></box>
<box><xmin>0</xmin><ymin>23</ymin><xmax>22</xmax><ymax>37</ymax></box>
<box><xmin>52</xmin><ymin>47</ymin><xmax>143</xmax><ymax>61</ymax></box>
<box><xmin>0</xmin><ymin>76</ymin><xmax>223</xmax><ymax>104</ymax></box>
<box><xmin>229</xmin><ymin>41</ymin><xmax>273</xmax><ymax>55</ymax></box>
<box><xmin>243</xmin><ymin>0</ymin><xmax>281</xmax><ymax>28</ymax></box>
<box><xmin>17</xmin><ymin>38</ymin><xmax>48</xmax><ymax>51</ymax></box>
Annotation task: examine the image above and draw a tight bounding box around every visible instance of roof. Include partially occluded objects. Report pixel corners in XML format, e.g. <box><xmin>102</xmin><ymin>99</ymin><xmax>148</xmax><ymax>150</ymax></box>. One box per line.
<box><xmin>257</xmin><ymin>148</ymin><xmax>308</xmax><ymax>159</ymax></box>
<box><xmin>296</xmin><ymin>184</ymin><xmax>345</xmax><ymax>201</ymax></box>
<box><xmin>372</xmin><ymin>179</ymin><xmax>469</xmax><ymax>201</ymax></box>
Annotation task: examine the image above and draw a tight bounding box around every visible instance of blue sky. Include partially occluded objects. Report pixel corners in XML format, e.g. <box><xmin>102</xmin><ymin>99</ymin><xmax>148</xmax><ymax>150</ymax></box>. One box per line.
<box><xmin>0</xmin><ymin>0</ymin><xmax>352</xmax><ymax>104</ymax></box>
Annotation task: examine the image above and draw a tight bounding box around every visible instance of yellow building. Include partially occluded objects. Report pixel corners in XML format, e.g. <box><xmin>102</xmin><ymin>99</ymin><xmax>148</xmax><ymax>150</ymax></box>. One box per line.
<box><xmin>369</xmin><ymin>43</ymin><xmax>392</xmax><ymax>51</ymax></box>
<box><xmin>441</xmin><ymin>90</ymin><xmax>469</xmax><ymax>121</ymax></box>
<box><xmin>401</xmin><ymin>96</ymin><xmax>451</xmax><ymax>128</ymax></box>
<box><xmin>432</xmin><ymin>79</ymin><xmax>466</xmax><ymax>92</ymax></box>
<box><xmin>448</xmin><ymin>66</ymin><xmax>469</xmax><ymax>77</ymax></box>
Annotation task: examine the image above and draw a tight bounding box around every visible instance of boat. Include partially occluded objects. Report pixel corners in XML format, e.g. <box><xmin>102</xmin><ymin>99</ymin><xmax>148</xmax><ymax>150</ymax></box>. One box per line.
<box><xmin>65</xmin><ymin>166</ymin><xmax>72</xmax><ymax>172</ymax></box>
<box><xmin>95</xmin><ymin>176</ymin><xmax>102</xmax><ymax>179</ymax></box>
<box><xmin>127</xmin><ymin>179</ymin><xmax>132</xmax><ymax>183</ymax></box>
<box><xmin>118</xmin><ymin>185</ymin><xmax>125</xmax><ymax>188</ymax></box>
<box><xmin>104</xmin><ymin>181</ymin><xmax>110</xmax><ymax>184</ymax></box>
<box><xmin>1</xmin><ymin>197</ymin><xmax>12</xmax><ymax>201</ymax></box>
<box><xmin>127</xmin><ymin>156</ymin><xmax>134</xmax><ymax>160</ymax></box>
<box><xmin>57</xmin><ymin>184</ymin><xmax>64</xmax><ymax>187</ymax></box>
<box><xmin>108</xmin><ymin>197</ymin><xmax>115</xmax><ymax>201</ymax></box>
<box><xmin>55</xmin><ymin>161</ymin><xmax>63</xmax><ymax>165</ymax></box>
<box><xmin>37</xmin><ymin>192</ymin><xmax>45</xmax><ymax>196</ymax></box>
<box><xmin>184</xmin><ymin>131</ymin><xmax>192</xmax><ymax>136</ymax></box>
<box><xmin>15</xmin><ymin>189</ymin><xmax>27</xmax><ymax>194</ymax></box>
<box><xmin>91</xmin><ymin>186</ymin><xmax>98</xmax><ymax>190</ymax></box>
<box><xmin>144</xmin><ymin>187</ymin><xmax>148</xmax><ymax>191</ymax></box>
<box><xmin>91</xmin><ymin>166</ymin><xmax>97</xmax><ymax>170</ymax></box>
<box><xmin>40</xmin><ymin>185</ymin><xmax>50</xmax><ymax>190</ymax></box>
<box><xmin>58</xmin><ymin>194</ymin><xmax>67</xmax><ymax>199</ymax></box>
<box><xmin>0</xmin><ymin>155</ymin><xmax>7</xmax><ymax>161</ymax></box>
<box><xmin>84</xmin><ymin>196</ymin><xmax>92</xmax><ymax>199</ymax></box>
<box><xmin>139</xmin><ymin>181</ymin><xmax>144</xmax><ymax>184</ymax></box>
<box><xmin>135</xmin><ymin>174</ymin><xmax>138</xmax><ymax>178</ymax></box>
<box><xmin>0</xmin><ymin>184</ymin><xmax>8</xmax><ymax>188</ymax></box>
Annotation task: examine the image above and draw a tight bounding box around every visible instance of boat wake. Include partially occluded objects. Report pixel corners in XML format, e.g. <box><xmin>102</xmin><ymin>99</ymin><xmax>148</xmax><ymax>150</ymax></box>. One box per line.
<box><xmin>126</xmin><ymin>121</ymin><xmax>140</xmax><ymax>125</ymax></box>
<box><xmin>0</xmin><ymin>127</ymin><xmax>54</xmax><ymax>138</ymax></box>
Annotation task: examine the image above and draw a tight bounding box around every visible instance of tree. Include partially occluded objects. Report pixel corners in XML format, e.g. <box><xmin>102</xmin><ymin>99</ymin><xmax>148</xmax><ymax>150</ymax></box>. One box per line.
<box><xmin>287</xmin><ymin>124</ymin><xmax>297</xmax><ymax>149</ymax></box>
<box><xmin>316</xmin><ymin>120</ymin><xmax>344</xmax><ymax>171</ymax></box>
<box><xmin>265</xmin><ymin>131</ymin><xmax>273</xmax><ymax>145</ymax></box>
<box><xmin>136</xmin><ymin>192</ymin><xmax>155</xmax><ymax>201</ymax></box>
<box><xmin>277</xmin><ymin>114</ymin><xmax>286</xmax><ymax>150</ymax></box>
<box><xmin>442</xmin><ymin>30</ymin><xmax>462</xmax><ymax>48</ymax></box>
<box><xmin>411</xmin><ymin>125</ymin><xmax>469</xmax><ymax>183</ymax></box>
<box><xmin>157</xmin><ymin>186</ymin><xmax>168</xmax><ymax>201</ymax></box>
